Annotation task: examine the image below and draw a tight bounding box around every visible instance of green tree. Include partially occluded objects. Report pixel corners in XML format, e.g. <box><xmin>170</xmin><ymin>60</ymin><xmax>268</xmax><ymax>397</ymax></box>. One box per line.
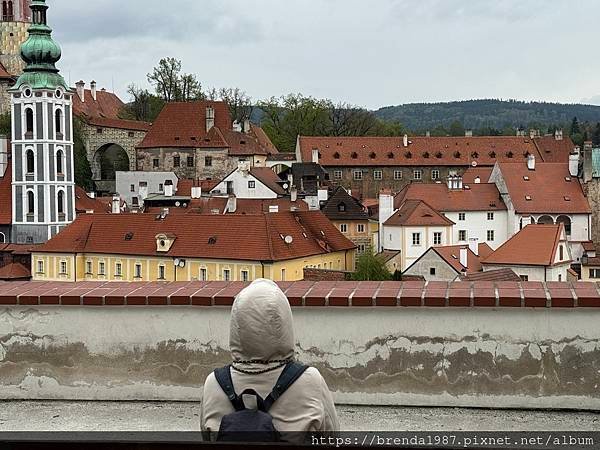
<box><xmin>0</xmin><ymin>112</ymin><xmax>10</xmax><ymax>136</ymax></box>
<box><xmin>571</xmin><ymin>116</ymin><xmax>581</xmax><ymax>135</ymax></box>
<box><xmin>352</xmin><ymin>248</ymin><xmax>393</xmax><ymax>281</ymax></box>
<box><xmin>593</xmin><ymin>123</ymin><xmax>600</xmax><ymax>146</ymax></box>
<box><xmin>449</xmin><ymin>120</ymin><xmax>465</xmax><ymax>136</ymax></box>
<box><xmin>73</xmin><ymin>118</ymin><xmax>94</xmax><ymax>190</ymax></box>
<box><xmin>147</xmin><ymin>57</ymin><xmax>202</xmax><ymax>102</ymax></box>
<box><xmin>121</xmin><ymin>84</ymin><xmax>165</xmax><ymax>122</ymax></box>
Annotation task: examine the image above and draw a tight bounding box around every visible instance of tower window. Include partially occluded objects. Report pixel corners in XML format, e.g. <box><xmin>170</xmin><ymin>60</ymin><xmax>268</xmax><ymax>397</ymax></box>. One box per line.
<box><xmin>25</xmin><ymin>108</ymin><xmax>34</xmax><ymax>135</ymax></box>
<box><xmin>27</xmin><ymin>191</ymin><xmax>35</xmax><ymax>215</ymax></box>
<box><xmin>57</xmin><ymin>190</ymin><xmax>65</xmax><ymax>217</ymax></box>
<box><xmin>56</xmin><ymin>149</ymin><xmax>64</xmax><ymax>174</ymax></box>
<box><xmin>55</xmin><ymin>109</ymin><xmax>63</xmax><ymax>135</ymax></box>
<box><xmin>26</xmin><ymin>149</ymin><xmax>34</xmax><ymax>174</ymax></box>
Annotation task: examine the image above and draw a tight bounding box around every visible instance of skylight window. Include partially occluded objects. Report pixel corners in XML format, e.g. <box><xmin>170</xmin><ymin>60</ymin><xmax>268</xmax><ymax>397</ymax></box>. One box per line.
<box><xmin>525</xmin><ymin>195</ymin><xmax>532</xmax><ymax>201</ymax></box>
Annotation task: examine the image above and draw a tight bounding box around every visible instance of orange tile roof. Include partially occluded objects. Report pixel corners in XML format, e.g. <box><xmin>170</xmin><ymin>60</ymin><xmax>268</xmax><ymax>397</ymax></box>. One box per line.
<box><xmin>75</xmin><ymin>187</ymin><xmax>114</xmax><ymax>214</ymax></box>
<box><xmin>299</xmin><ymin>136</ymin><xmax>561</xmax><ymax>167</ymax></box>
<box><xmin>36</xmin><ymin>211</ymin><xmax>355</xmax><ymax>262</ymax></box>
<box><xmin>0</xmin><ymin>62</ymin><xmax>14</xmax><ymax>79</ymax></box>
<box><xmin>0</xmin><ymin>164</ymin><xmax>11</xmax><ymax>225</ymax></box>
<box><xmin>461</xmin><ymin>268</ymin><xmax>521</xmax><ymax>282</ymax></box>
<box><xmin>394</xmin><ymin>183</ymin><xmax>506</xmax><ymax>212</ymax></box>
<box><xmin>137</xmin><ymin>101</ymin><xmax>232</xmax><ymax>149</ymax></box>
<box><xmin>175</xmin><ymin>179</ymin><xmax>220</xmax><ymax>196</ymax></box>
<box><xmin>433</xmin><ymin>243</ymin><xmax>494</xmax><ymax>274</ymax></box>
<box><xmin>482</xmin><ymin>224</ymin><xmax>567</xmax><ymax>267</ymax></box>
<box><xmin>461</xmin><ymin>166</ymin><xmax>493</xmax><ymax>184</ymax></box>
<box><xmin>250</xmin><ymin>124</ymin><xmax>279</xmax><ymax>154</ymax></box>
<box><xmin>495</xmin><ymin>162</ymin><xmax>591</xmax><ymax>214</ymax></box>
<box><xmin>385</xmin><ymin>199</ymin><xmax>454</xmax><ymax>226</ymax></box>
<box><xmin>0</xmin><ymin>262</ymin><xmax>31</xmax><ymax>280</ymax></box>
<box><xmin>249</xmin><ymin>167</ymin><xmax>286</xmax><ymax>195</ymax></box>
<box><xmin>533</xmin><ymin>136</ymin><xmax>576</xmax><ymax>163</ymax></box>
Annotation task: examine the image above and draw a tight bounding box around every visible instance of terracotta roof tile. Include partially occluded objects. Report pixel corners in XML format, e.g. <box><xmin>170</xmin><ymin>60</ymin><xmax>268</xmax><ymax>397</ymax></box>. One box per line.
<box><xmin>461</xmin><ymin>268</ymin><xmax>521</xmax><ymax>282</ymax></box>
<box><xmin>533</xmin><ymin>136</ymin><xmax>576</xmax><ymax>163</ymax></box>
<box><xmin>0</xmin><ymin>262</ymin><xmax>31</xmax><ymax>280</ymax></box>
<box><xmin>74</xmin><ymin>187</ymin><xmax>113</xmax><ymax>214</ymax></box>
<box><xmin>36</xmin><ymin>211</ymin><xmax>355</xmax><ymax>262</ymax></box>
<box><xmin>394</xmin><ymin>183</ymin><xmax>506</xmax><ymax>212</ymax></box>
<box><xmin>137</xmin><ymin>101</ymin><xmax>232</xmax><ymax>149</ymax></box>
<box><xmin>385</xmin><ymin>199</ymin><xmax>454</xmax><ymax>226</ymax></box>
<box><xmin>495</xmin><ymin>162</ymin><xmax>590</xmax><ymax>214</ymax></box>
<box><xmin>461</xmin><ymin>166</ymin><xmax>493</xmax><ymax>184</ymax></box>
<box><xmin>482</xmin><ymin>224</ymin><xmax>568</xmax><ymax>267</ymax></box>
<box><xmin>249</xmin><ymin>167</ymin><xmax>286</xmax><ymax>195</ymax></box>
<box><xmin>433</xmin><ymin>243</ymin><xmax>494</xmax><ymax>274</ymax></box>
<box><xmin>299</xmin><ymin>136</ymin><xmax>557</xmax><ymax>167</ymax></box>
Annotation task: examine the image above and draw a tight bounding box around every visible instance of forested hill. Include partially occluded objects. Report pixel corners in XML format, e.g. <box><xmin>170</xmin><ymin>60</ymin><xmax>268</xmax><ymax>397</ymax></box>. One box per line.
<box><xmin>375</xmin><ymin>99</ymin><xmax>600</xmax><ymax>131</ymax></box>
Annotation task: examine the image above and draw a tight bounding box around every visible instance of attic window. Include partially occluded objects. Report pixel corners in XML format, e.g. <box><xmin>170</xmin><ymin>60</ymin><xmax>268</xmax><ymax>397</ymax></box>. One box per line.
<box><xmin>525</xmin><ymin>195</ymin><xmax>532</xmax><ymax>201</ymax></box>
<box><xmin>523</xmin><ymin>176</ymin><xmax>530</xmax><ymax>181</ymax></box>
<box><xmin>208</xmin><ymin>237</ymin><xmax>217</xmax><ymax>245</ymax></box>
<box><xmin>454</xmin><ymin>151</ymin><xmax>461</xmax><ymax>158</ymax></box>
<box><xmin>191</xmin><ymin>137</ymin><xmax>197</xmax><ymax>141</ymax></box>
<box><xmin>471</xmin><ymin>152</ymin><xmax>479</xmax><ymax>159</ymax></box>
<box><xmin>422</xmin><ymin>152</ymin><xmax>430</xmax><ymax>159</ymax></box>
<box><xmin>489</xmin><ymin>151</ymin><xmax>496</xmax><ymax>158</ymax></box>
<box><xmin>564</xmin><ymin>196</ymin><xmax>571</xmax><ymax>201</ymax></box>
<box><xmin>405</xmin><ymin>151</ymin><xmax>412</xmax><ymax>159</ymax></box>
<box><xmin>175</xmin><ymin>137</ymin><xmax>180</xmax><ymax>141</ymax></box>
<box><xmin>524</xmin><ymin>151</ymin><xmax>531</xmax><ymax>158</ymax></box>
<box><xmin>387</xmin><ymin>152</ymin><xmax>394</xmax><ymax>159</ymax></box>
<box><xmin>436</xmin><ymin>152</ymin><xmax>443</xmax><ymax>159</ymax></box>
<box><xmin>338</xmin><ymin>203</ymin><xmax>346</xmax><ymax>212</ymax></box>
<box><xmin>507</xmin><ymin>151</ymin><xmax>514</xmax><ymax>158</ymax></box>
<box><xmin>333</xmin><ymin>152</ymin><xmax>341</xmax><ymax>159</ymax></box>
<box><xmin>351</xmin><ymin>152</ymin><xmax>358</xmax><ymax>159</ymax></box>
<box><xmin>124</xmin><ymin>232</ymin><xmax>134</xmax><ymax>241</ymax></box>
<box><xmin>565</xmin><ymin>177</ymin><xmax>572</xmax><ymax>182</ymax></box>
<box><xmin>369</xmin><ymin>152</ymin><xmax>376</xmax><ymax>159</ymax></box>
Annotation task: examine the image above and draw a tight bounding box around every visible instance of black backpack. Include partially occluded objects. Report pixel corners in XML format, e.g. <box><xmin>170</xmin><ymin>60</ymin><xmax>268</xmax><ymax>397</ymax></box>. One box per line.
<box><xmin>213</xmin><ymin>361</ymin><xmax>308</xmax><ymax>442</ymax></box>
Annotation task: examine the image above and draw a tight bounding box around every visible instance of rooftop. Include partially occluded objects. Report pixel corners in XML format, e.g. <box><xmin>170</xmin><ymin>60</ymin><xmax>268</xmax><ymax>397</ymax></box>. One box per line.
<box><xmin>385</xmin><ymin>199</ymin><xmax>454</xmax><ymax>227</ymax></box>
<box><xmin>432</xmin><ymin>243</ymin><xmax>494</xmax><ymax>274</ymax></box>
<box><xmin>321</xmin><ymin>186</ymin><xmax>369</xmax><ymax>221</ymax></box>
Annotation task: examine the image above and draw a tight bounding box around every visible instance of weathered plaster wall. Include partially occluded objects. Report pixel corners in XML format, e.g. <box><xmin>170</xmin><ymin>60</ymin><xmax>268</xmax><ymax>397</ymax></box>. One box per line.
<box><xmin>0</xmin><ymin>306</ymin><xmax>599</xmax><ymax>410</ymax></box>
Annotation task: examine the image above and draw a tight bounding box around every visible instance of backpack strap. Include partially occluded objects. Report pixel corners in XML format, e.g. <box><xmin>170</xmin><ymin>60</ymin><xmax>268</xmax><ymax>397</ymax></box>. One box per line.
<box><xmin>214</xmin><ymin>365</ymin><xmax>245</xmax><ymax>411</ymax></box>
<box><xmin>263</xmin><ymin>362</ymin><xmax>309</xmax><ymax>412</ymax></box>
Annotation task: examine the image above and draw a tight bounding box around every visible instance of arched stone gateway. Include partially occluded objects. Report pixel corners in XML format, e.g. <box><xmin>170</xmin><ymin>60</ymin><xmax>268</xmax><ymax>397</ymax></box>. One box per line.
<box><xmin>93</xmin><ymin>143</ymin><xmax>129</xmax><ymax>181</ymax></box>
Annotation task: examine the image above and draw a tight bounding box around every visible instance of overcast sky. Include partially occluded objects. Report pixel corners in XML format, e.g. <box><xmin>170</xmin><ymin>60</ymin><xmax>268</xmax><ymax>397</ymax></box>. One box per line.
<box><xmin>49</xmin><ymin>0</ymin><xmax>600</xmax><ymax>109</ymax></box>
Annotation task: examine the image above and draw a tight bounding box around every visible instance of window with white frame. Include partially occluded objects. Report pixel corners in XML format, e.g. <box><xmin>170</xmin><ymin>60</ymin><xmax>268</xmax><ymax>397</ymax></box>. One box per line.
<box><xmin>357</xmin><ymin>224</ymin><xmax>365</xmax><ymax>233</ymax></box>
<box><xmin>374</xmin><ymin>170</ymin><xmax>383</xmax><ymax>180</ymax></box>
<box><xmin>241</xmin><ymin>270</ymin><xmax>249</xmax><ymax>282</ymax></box>
<box><xmin>99</xmin><ymin>261</ymin><xmax>106</xmax><ymax>276</ymax></box>
<box><xmin>353</xmin><ymin>170</ymin><xmax>363</xmax><ymax>181</ymax></box>
<box><xmin>413</xmin><ymin>170</ymin><xmax>422</xmax><ymax>180</ymax></box>
<box><xmin>487</xmin><ymin>230</ymin><xmax>495</xmax><ymax>241</ymax></box>
<box><xmin>115</xmin><ymin>262</ymin><xmax>122</xmax><ymax>277</ymax></box>
<box><xmin>60</xmin><ymin>261</ymin><xmax>67</xmax><ymax>275</ymax></box>
<box><xmin>86</xmin><ymin>261</ymin><xmax>92</xmax><ymax>274</ymax></box>
<box><xmin>158</xmin><ymin>265</ymin><xmax>165</xmax><ymax>280</ymax></box>
<box><xmin>459</xmin><ymin>230</ymin><xmax>467</xmax><ymax>241</ymax></box>
<box><xmin>200</xmin><ymin>268</ymin><xmax>208</xmax><ymax>281</ymax></box>
<box><xmin>412</xmin><ymin>233</ymin><xmax>421</xmax><ymax>246</ymax></box>
<box><xmin>223</xmin><ymin>269</ymin><xmax>231</xmax><ymax>281</ymax></box>
<box><xmin>37</xmin><ymin>259</ymin><xmax>44</xmax><ymax>274</ymax></box>
<box><xmin>394</xmin><ymin>170</ymin><xmax>403</xmax><ymax>180</ymax></box>
<box><xmin>340</xmin><ymin>224</ymin><xmax>348</xmax><ymax>233</ymax></box>
<box><xmin>358</xmin><ymin>244</ymin><xmax>366</xmax><ymax>254</ymax></box>
<box><xmin>431</xmin><ymin>170</ymin><xmax>440</xmax><ymax>180</ymax></box>
<box><xmin>487</xmin><ymin>212</ymin><xmax>494</xmax><ymax>221</ymax></box>
<box><xmin>134</xmin><ymin>263</ymin><xmax>142</xmax><ymax>278</ymax></box>
<box><xmin>458</xmin><ymin>213</ymin><xmax>466</xmax><ymax>221</ymax></box>
<box><xmin>248</xmin><ymin>181</ymin><xmax>256</xmax><ymax>189</ymax></box>
<box><xmin>434</xmin><ymin>232</ymin><xmax>442</xmax><ymax>246</ymax></box>
<box><xmin>334</xmin><ymin>170</ymin><xmax>342</xmax><ymax>180</ymax></box>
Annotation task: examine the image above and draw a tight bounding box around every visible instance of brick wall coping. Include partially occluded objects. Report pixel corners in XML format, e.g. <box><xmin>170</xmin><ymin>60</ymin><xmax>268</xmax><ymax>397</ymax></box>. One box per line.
<box><xmin>1</xmin><ymin>280</ymin><xmax>600</xmax><ymax>307</ymax></box>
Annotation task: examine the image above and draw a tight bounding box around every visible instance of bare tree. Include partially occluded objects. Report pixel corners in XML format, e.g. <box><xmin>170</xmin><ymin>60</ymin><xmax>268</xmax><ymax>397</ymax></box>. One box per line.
<box><xmin>147</xmin><ymin>57</ymin><xmax>182</xmax><ymax>102</ymax></box>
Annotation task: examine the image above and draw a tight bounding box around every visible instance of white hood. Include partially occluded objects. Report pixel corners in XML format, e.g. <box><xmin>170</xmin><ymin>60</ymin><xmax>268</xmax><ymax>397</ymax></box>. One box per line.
<box><xmin>230</xmin><ymin>279</ymin><xmax>295</xmax><ymax>372</ymax></box>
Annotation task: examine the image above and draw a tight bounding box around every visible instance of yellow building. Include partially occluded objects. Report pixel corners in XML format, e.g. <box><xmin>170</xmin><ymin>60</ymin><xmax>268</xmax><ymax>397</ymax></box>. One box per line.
<box><xmin>32</xmin><ymin>211</ymin><xmax>356</xmax><ymax>283</ymax></box>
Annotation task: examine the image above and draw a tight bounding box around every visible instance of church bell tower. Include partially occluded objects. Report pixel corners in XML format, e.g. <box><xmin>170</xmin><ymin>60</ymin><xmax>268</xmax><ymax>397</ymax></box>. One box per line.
<box><xmin>10</xmin><ymin>0</ymin><xmax>74</xmax><ymax>244</ymax></box>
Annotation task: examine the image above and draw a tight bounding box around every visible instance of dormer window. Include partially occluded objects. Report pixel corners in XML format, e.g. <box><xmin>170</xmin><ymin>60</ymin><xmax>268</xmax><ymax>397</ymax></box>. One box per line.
<box><xmin>155</xmin><ymin>233</ymin><xmax>176</xmax><ymax>252</ymax></box>
<box><xmin>338</xmin><ymin>203</ymin><xmax>346</xmax><ymax>212</ymax></box>
<box><xmin>333</xmin><ymin>152</ymin><xmax>341</xmax><ymax>159</ymax></box>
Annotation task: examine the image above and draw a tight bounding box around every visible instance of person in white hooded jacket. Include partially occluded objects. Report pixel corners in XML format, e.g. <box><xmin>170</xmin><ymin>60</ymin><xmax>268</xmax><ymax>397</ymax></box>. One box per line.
<box><xmin>201</xmin><ymin>279</ymin><xmax>339</xmax><ymax>436</ymax></box>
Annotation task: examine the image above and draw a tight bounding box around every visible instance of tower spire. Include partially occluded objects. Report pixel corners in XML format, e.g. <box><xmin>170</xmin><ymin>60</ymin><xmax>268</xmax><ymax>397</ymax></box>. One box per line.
<box><xmin>11</xmin><ymin>0</ymin><xmax>68</xmax><ymax>91</ymax></box>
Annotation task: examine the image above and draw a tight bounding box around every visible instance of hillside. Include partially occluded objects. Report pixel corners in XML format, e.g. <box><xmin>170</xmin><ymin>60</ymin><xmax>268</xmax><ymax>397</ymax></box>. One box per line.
<box><xmin>375</xmin><ymin>99</ymin><xmax>600</xmax><ymax>131</ymax></box>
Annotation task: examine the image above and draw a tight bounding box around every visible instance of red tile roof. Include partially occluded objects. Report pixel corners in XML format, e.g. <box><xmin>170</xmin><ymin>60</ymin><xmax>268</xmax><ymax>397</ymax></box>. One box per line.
<box><xmin>298</xmin><ymin>136</ymin><xmax>566</xmax><ymax>167</ymax></box>
<box><xmin>249</xmin><ymin>167</ymin><xmax>286</xmax><ymax>195</ymax></box>
<box><xmin>234</xmin><ymin>198</ymin><xmax>309</xmax><ymax>214</ymax></box>
<box><xmin>495</xmin><ymin>162</ymin><xmax>591</xmax><ymax>214</ymax></box>
<box><xmin>461</xmin><ymin>268</ymin><xmax>521</xmax><ymax>282</ymax></box>
<box><xmin>224</xmin><ymin>128</ymin><xmax>279</xmax><ymax>157</ymax></box>
<box><xmin>433</xmin><ymin>243</ymin><xmax>494</xmax><ymax>274</ymax></box>
<box><xmin>0</xmin><ymin>62</ymin><xmax>14</xmax><ymax>79</ymax></box>
<box><xmin>176</xmin><ymin>179</ymin><xmax>220</xmax><ymax>196</ymax></box>
<box><xmin>385</xmin><ymin>199</ymin><xmax>454</xmax><ymax>226</ymax></box>
<box><xmin>0</xmin><ymin>262</ymin><xmax>31</xmax><ymax>280</ymax></box>
<box><xmin>394</xmin><ymin>183</ymin><xmax>506</xmax><ymax>212</ymax></box>
<box><xmin>35</xmin><ymin>211</ymin><xmax>355</xmax><ymax>262</ymax></box>
<box><xmin>72</xmin><ymin>89</ymin><xmax>151</xmax><ymax>131</ymax></box>
<box><xmin>0</xmin><ymin>164</ymin><xmax>11</xmax><ymax>225</ymax></box>
<box><xmin>461</xmin><ymin>166</ymin><xmax>493</xmax><ymax>184</ymax></box>
<box><xmin>137</xmin><ymin>101</ymin><xmax>232</xmax><ymax>149</ymax></box>
<box><xmin>250</xmin><ymin>124</ymin><xmax>279</xmax><ymax>155</ymax></box>
<box><xmin>533</xmin><ymin>136</ymin><xmax>576</xmax><ymax>162</ymax></box>
<box><xmin>75</xmin><ymin>187</ymin><xmax>115</xmax><ymax>214</ymax></box>
<box><xmin>482</xmin><ymin>224</ymin><xmax>568</xmax><ymax>267</ymax></box>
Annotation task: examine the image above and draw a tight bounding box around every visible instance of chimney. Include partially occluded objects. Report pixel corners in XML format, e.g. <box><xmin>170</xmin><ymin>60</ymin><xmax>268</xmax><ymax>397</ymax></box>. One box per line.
<box><xmin>237</xmin><ymin>159</ymin><xmax>251</xmax><ymax>173</ymax></box>
<box><xmin>312</xmin><ymin>148</ymin><xmax>319</xmax><ymax>164</ymax></box>
<box><xmin>87</xmin><ymin>191</ymin><xmax>95</xmax><ymax>199</ymax></box>
<box><xmin>0</xmin><ymin>136</ymin><xmax>7</xmax><ymax>177</ymax></box>
<box><xmin>243</xmin><ymin>119</ymin><xmax>251</xmax><ymax>134</ymax></box>
<box><xmin>318</xmin><ymin>188</ymin><xmax>329</xmax><ymax>203</ymax></box>
<box><xmin>269</xmin><ymin>205</ymin><xmax>279</xmax><ymax>213</ymax></box>
<box><xmin>465</xmin><ymin>130</ymin><xmax>473</xmax><ymax>137</ymax></box>
<box><xmin>468</xmin><ymin>238</ymin><xmax>479</xmax><ymax>256</ymax></box>
<box><xmin>527</xmin><ymin>154</ymin><xmax>536</xmax><ymax>171</ymax></box>
<box><xmin>521</xmin><ymin>216</ymin><xmax>532</xmax><ymax>227</ymax></box>
<box><xmin>164</xmin><ymin>182</ymin><xmax>174</xmax><ymax>197</ymax></box>
<box><xmin>474</xmin><ymin>176</ymin><xmax>481</xmax><ymax>184</ymax></box>
<box><xmin>191</xmin><ymin>186</ymin><xmax>202</xmax><ymax>199</ymax></box>
<box><xmin>290</xmin><ymin>186</ymin><xmax>298</xmax><ymax>202</ymax></box>
<box><xmin>403</xmin><ymin>134</ymin><xmax>409</xmax><ymax>147</ymax></box>
<box><xmin>206</xmin><ymin>106</ymin><xmax>215</xmax><ymax>132</ymax></box>
<box><xmin>583</xmin><ymin>141</ymin><xmax>594</xmax><ymax>182</ymax></box>
<box><xmin>426</xmin><ymin>131</ymin><xmax>431</xmax><ymax>138</ymax></box>
<box><xmin>76</xmin><ymin>80</ymin><xmax>85</xmax><ymax>102</ymax></box>
<box><xmin>232</xmin><ymin>121</ymin><xmax>242</xmax><ymax>132</ymax></box>
<box><xmin>226</xmin><ymin>195</ymin><xmax>237</xmax><ymax>213</ymax></box>
<box><xmin>555</xmin><ymin>129</ymin><xmax>563</xmax><ymax>141</ymax></box>
<box><xmin>90</xmin><ymin>80</ymin><xmax>97</xmax><ymax>101</ymax></box>
<box><xmin>459</xmin><ymin>247</ymin><xmax>468</xmax><ymax>270</ymax></box>
<box><xmin>569</xmin><ymin>152</ymin><xmax>580</xmax><ymax>177</ymax></box>
<box><xmin>112</xmin><ymin>195</ymin><xmax>120</xmax><ymax>214</ymax></box>
<box><xmin>161</xmin><ymin>208</ymin><xmax>170</xmax><ymax>218</ymax></box>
